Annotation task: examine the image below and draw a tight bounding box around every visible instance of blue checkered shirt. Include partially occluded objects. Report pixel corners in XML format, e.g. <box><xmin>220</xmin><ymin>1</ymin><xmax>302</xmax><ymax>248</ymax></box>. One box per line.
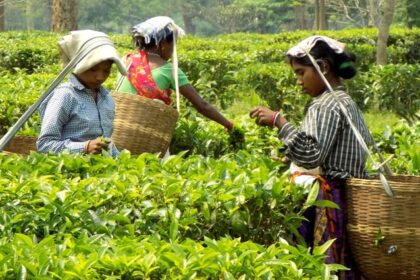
<box><xmin>37</xmin><ymin>74</ymin><xmax>119</xmax><ymax>156</ymax></box>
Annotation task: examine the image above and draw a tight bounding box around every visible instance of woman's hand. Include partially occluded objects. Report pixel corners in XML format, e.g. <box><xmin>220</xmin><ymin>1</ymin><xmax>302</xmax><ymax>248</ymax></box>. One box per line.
<box><xmin>249</xmin><ymin>107</ymin><xmax>277</xmax><ymax>127</ymax></box>
<box><xmin>84</xmin><ymin>138</ymin><xmax>109</xmax><ymax>154</ymax></box>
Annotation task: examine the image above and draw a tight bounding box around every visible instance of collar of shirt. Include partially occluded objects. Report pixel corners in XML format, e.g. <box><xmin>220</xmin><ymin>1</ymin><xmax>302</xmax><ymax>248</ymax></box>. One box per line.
<box><xmin>69</xmin><ymin>74</ymin><xmax>109</xmax><ymax>98</ymax></box>
<box><xmin>315</xmin><ymin>85</ymin><xmax>346</xmax><ymax>99</ymax></box>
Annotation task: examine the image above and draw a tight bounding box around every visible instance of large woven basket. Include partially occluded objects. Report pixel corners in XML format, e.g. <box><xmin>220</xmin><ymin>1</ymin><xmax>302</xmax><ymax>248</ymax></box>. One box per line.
<box><xmin>0</xmin><ymin>135</ymin><xmax>37</xmax><ymax>155</ymax></box>
<box><xmin>346</xmin><ymin>175</ymin><xmax>420</xmax><ymax>280</ymax></box>
<box><xmin>111</xmin><ymin>92</ymin><xmax>179</xmax><ymax>156</ymax></box>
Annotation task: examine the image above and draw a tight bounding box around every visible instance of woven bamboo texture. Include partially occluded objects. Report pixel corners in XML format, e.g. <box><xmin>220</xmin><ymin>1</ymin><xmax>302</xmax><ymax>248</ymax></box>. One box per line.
<box><xmin>346</xmin><ymin>175</ymin><xmax>420</xmax><ymax>280</ymax></box>
<box><xmin>111</xmin><ymin>92</ymin><xmax>179</xmax><ymax>156</ymax></box>
<box><xmin>0</xmin><ymin>135</ymin><xmax>37</xmax><ymax>155</ymax></box>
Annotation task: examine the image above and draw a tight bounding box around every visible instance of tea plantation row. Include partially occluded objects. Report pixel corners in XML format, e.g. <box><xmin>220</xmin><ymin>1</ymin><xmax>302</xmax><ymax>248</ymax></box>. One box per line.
<box><xmin>0</xmin><ymin>151</ymin><xmax>345</xmax><ymax>278</ymax></box>
<box><xmin>0</xmin><ymin>28</ymin><xmax>419</xmax><ymax>122</ymax></box>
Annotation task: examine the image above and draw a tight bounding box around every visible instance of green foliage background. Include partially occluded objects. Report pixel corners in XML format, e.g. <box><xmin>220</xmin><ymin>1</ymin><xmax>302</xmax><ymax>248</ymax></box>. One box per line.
<box><xmin>0</xmin><ymin>28</ymin><xmax>418</xmax><ymax>135</ymax></box>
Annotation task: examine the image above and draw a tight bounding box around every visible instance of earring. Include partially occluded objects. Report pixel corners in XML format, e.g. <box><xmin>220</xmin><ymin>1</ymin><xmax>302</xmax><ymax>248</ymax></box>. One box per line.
<box><xmin>316</xmin><ymin>59</ymin><xmax>328</xmax><ymax>75</ymax></box>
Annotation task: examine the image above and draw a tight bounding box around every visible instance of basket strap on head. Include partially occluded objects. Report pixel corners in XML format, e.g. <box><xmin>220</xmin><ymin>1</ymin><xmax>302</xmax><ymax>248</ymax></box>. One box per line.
<box><xmin>172</xmin><ymin>29</ymin><xmax>181</xmax><ymax>113</ymax></box>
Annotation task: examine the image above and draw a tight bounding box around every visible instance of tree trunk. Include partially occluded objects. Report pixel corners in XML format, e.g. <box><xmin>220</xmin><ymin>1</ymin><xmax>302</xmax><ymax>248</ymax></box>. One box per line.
<box><xmin>0</xmin><ymin>0</ymin><xmax>5</xmax><ymax>31</ymax></box>
<box><xmin>314</xmin><ymin>0</ymin><xmax>327</xmax><ymax>30</ymax></box>
<box><xmin>294</xmin><ymin>3</ymin><xmax>306</xmax><ymax>30</ymax></box>
<box><xmin>313</xmin><ymin>0</ymin><xmax>319</xmax><ymax>29</ymax></box>
<box><xmin>52</xmin><ymin>0</ymin><xmax>78</xmax><ymax>32</ymax></box>
<box><xmin>182</xmin><ymin>14</ymin><xmax>196</xmax><ymax>35</ymax></box>
<box><xmin>320</xmin><ymin>0</ymin><xmax>327</xmax><ymax>29</ymax></box>
<box><xmin>26</xmin><ymin>0</ymin><xmax>35</xmax><ymax>30</ymax></box>
<box><xmin>376</xmin><ymin>0</ymin><xmax>396</xmax><ymax>65</ymax></box>
<box><xmin>367</xmin><ymin>0</ymin><xmax>379</xmax><ymax>27</ymax></box>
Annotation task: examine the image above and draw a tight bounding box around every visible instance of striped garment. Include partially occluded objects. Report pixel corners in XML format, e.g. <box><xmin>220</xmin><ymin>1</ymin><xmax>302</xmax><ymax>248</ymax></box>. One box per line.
<box><xmin>37</xmin><ymin>74</ymin><xmax>119</xmax><ymax>156</ymax></box>
<box><xmin>278</xmin><ymin>88</ymin><xmax>371</xmax><ymax>179</ymax></box>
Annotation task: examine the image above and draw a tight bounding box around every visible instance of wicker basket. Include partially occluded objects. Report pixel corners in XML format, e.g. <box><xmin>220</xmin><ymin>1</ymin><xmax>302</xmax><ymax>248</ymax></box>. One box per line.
<box><xmin>346</xmin><ymin>175</ymin><xmax>420</xmax><ymax>280</ymax></box>
<box><xmin>111</xmin><ymin>92</ymin><xmax>179</xmax><ymax>156</ymax></box>
<box><xmin>0</xmin><ymin>135</ymin><xmax>37</xmax><ymax>155</ymax></box>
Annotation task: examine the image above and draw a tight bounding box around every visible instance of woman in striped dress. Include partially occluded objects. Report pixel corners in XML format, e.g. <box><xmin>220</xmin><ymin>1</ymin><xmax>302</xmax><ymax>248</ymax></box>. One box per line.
<box><xmin>250</xmin><ymin>36</ymin><xmax>370</xmax><ymax>280</ymax></box>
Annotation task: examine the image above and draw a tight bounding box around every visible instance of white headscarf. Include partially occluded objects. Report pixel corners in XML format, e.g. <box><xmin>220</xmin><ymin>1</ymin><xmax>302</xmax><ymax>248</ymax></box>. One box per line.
<box><xmin>131</xmin><ymin>16</ymin><xmax>185</xmax><ymax>46</ymax></box>
<box><xmin>58</xmin><ymin>30</ymin><xmax>126</xmax><ymax>75</ymax></box>
<box><xmin>131</xmin><ymin>16</ymin><xmax>185</xmax><ymax>112</ymax></box>
<box><xmin>287</xmin><ymin>35</ymin><xmax>345</xmax><ymax>58</ymax></box>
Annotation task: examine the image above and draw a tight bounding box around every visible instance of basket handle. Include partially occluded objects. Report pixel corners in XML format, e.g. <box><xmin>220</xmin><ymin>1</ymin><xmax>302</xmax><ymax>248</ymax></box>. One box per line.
<box><xmin>115</xmin><ymin>57</ymin><xmax>132</xmax><ymax>91</ymax></box>
<box><xmin>0</xmin><ymin>37</ymin><xmax>116</xmax><ymax>152</ymax></box>
<box><xmin>303</xmin><ymin>49</ymin><xmax>395</xmax><ymax>197</ymax></box>
<box><xmin>171</xmin><ymin>30</ymin><xmax>181</xmax><ymax>113</ymax></box>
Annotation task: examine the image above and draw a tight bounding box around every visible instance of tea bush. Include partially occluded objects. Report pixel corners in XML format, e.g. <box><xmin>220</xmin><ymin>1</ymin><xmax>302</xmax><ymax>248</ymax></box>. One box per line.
<box><xmin>0</xmin><ymin>150</ymin><xmax>347</xmax><ymax>278</ymax></box>
<box><xmin>0</xmin><ymin>28</ymin><xmax>419</xmax><ymax>118</ymax></box>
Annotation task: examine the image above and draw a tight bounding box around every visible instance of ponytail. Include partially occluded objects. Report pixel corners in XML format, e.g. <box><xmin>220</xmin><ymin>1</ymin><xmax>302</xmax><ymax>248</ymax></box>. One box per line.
<box><xmin>335</xmin><ymin>51</ymin><xmax>357</xmax><ymax>79</ymax></box>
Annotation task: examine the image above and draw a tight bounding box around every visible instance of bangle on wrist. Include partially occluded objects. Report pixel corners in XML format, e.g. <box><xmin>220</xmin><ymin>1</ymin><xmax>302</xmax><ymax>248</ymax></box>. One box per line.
<box><xmin>84</xmin><ymin>140</ymin><xmax>91</xmax><ymax>154</ymax></box>
<box><xmin>272</xmin><ymin>112</ymin><xmax>280</xmax><ymax>128</ymax></box>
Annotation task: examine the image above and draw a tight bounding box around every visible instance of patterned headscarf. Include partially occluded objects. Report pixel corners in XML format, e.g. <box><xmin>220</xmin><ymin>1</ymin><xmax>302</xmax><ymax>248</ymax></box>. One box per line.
<box><xmin>130</xmin><ymin>16</ymin><xmax>185</xmax><ymax>112</ymax></box>
<box><xmin>287</xmin><ymin>35</ymin><xmax>345</xmax><ymax>58</ymax></box>
<box><xmin>131</xmin><ymin>16</ymin><xmax>185</xmax><ymax>47</ymax></box>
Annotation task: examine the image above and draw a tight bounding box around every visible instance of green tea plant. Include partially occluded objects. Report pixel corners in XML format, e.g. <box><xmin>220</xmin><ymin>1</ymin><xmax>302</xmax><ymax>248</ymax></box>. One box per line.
<box><xmin>368</xmin><ymin>121</ymin><xmax>420</xmax><ymax>175</ymax></box>
<box><xmin>0</xmin><ymin>151</ymin><xmax>346</xmax><ymax>278</ymax></box>
<box><xmin>0</xmin><ymin>233</ymin><xmax>344</xmax><ymax>279</ymax></box>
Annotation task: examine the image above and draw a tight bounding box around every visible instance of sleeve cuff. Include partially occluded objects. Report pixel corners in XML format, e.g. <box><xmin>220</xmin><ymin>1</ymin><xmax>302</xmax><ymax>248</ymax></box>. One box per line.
<box><xmin>66</xmin><ymin>141</ymin><xmax>86</xmax><ymax>154</ymax></box>
<box><xmin>110</xmin><ymin>143</ymin><xmax>120</xmax><ymax>157</ymax></box>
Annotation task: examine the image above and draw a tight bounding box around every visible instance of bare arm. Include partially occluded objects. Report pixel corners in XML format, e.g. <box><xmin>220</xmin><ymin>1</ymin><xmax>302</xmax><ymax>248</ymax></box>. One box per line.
<box><xmin>179</xmin><ymin>84</ymin><xmax>232</xmax><ymax>130</ymax></box>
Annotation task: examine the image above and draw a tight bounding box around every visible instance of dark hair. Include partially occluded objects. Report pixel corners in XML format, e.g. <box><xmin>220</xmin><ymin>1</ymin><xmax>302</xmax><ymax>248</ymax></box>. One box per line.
<box><xmin>290</xmin><ymin>40</ymin><xmax>357</xmax><ymax>79</ymax></box>
<box><xmin>133</xmin><ymin>29</ymin><xmax>174</xmax><ymax>50</ymax></box>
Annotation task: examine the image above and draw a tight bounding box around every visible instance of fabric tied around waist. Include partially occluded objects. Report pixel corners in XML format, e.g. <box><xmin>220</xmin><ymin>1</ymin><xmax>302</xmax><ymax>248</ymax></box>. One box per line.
<box><xmin>288</xmin><ymin>162</ymin><xmax>324</xmax><ymax>193</ymax></box>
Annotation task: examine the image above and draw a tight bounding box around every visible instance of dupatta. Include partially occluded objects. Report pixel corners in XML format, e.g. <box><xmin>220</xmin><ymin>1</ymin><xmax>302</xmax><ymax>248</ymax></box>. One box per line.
<box><xmin>126</xmin><ymin>50</ymin><xmax>172</xmax><ymax>105</ymax></box>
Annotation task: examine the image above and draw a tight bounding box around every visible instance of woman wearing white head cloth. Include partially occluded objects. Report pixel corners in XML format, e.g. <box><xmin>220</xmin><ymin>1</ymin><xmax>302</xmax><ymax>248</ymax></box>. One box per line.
<box><xmin>37</xmin><ymin>30</ymin><xmax>126</xmax><ymax>156</ymax></box>
<box><xmin>250</xmin><ymin>36</ymin><xmax>370</xmax><ymax>279</ymax></box>
<box><xmin>116</xmin><ymin>16</ymin><xmax>236</xmax><ymax>132</ymax></box>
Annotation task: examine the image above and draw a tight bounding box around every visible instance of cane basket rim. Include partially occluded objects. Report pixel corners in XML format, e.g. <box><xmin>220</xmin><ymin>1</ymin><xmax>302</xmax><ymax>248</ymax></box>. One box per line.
<box><xmin>0</xmin><ymin>135</ymin><xmax>38</xmax><ymax>155</ymax></box>
<box><xmin>346</xmin><ymin>174</ymin><xmax>419</xmax><ymax>191</ymax></box>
